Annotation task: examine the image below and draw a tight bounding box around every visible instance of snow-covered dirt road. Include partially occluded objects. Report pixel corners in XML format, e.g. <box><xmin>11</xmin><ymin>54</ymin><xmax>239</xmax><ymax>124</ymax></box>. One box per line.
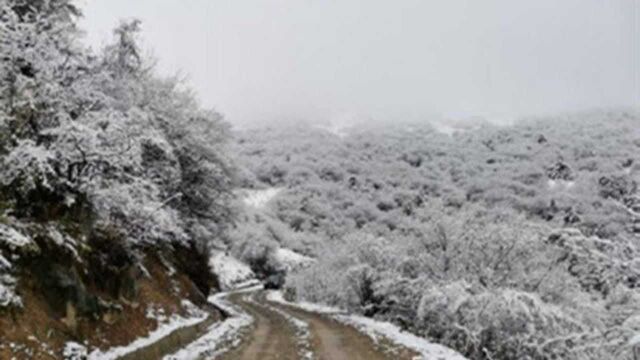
<box><xmin>215</xmin><ymin>291</ymin><xmax>301</xmax><ymax>360</ymax></box>
<box><xmin>216</xmin><ymin>290</ymin><xmax>421</xmax><ymax>360</ymax></box>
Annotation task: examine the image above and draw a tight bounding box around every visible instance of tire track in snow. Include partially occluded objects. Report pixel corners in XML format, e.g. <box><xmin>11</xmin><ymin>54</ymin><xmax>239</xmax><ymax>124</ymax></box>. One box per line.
<box><xmin>247</xmin><ymin>293</ymin><xmax>314</xmax><ymax>360</ymax></box>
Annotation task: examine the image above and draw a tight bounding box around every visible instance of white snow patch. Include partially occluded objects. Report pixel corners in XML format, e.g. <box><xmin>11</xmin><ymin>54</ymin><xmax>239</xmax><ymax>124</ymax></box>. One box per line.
<box><xmin>88</xmin><ymin>309</ymin><xmax>207</xmax><ymax>360</ymax></box>
<box><xmin>314</xmin><ymin>123</ymin><xmax>351</xmax><ymax>138</ymax></box>
<box><xmin>431</xmin><ymin>123</ymin><xmax>460</xmax><ymax>136</ymax></box>
<box><xmin>163</xmin><ymin>314</ymin><xmax>250</xmax><ymax>360</ymax></box>
<box><xmin>315</xmin><ymin>111</ymin><xmax>366</xmax><ymax>138</ymax></box>
<box><xmin>266</xmin><ymin>290</ymin><xmax>467</xmax><ymax>360</ymax></box>
<box><xmin>339</xmin><ymin>315</ymin><xmax>467</xmax><ymax>360</ymax></box>
<box><xmin>430</xmin><ymin>117</ymin><xmax>480</xmax><ymax>136</ymax></box>
<box><xmin>0</xmin><ymin>274</ymin><xmax>22</xmax><ymax>307</ymax></box>
<box><xmin>210</xmin><ymin>251</ymin><xmax>257</xmax><ymax>291</ymax></box>
<box><xmin>63</xmin><ymin>342</ymin><xmax>88</xmax><ymax>360</ymax></box>
<box><xmin>267</xmin><ymin>290</ymin><xmax>344</xmax><ymax>314</ymax></box>
<box><xmin>164</xmin><ymin>286</ymin><xmax>261</xmax><ymax>359</ymax></box>
<box><xmin>430</xmin><ymin>114</ymin><xmax>502</xmax><ymax>137</ymax></box>
<box><xmin>0</xmin><ymin>223</ymin><xmax>32</xmax><ymax>248</ymax></box>
<box><xmin>47</xmin><ymin>226</ymin><xmax>80</xmax><ymax>260</ymax></box>
<box><xmin>271</xmin><ymin>248</ymin><xmax>315</xmax><ymax>272</ymax></box>
<box><xmin>233</xmin><ymin>278</ymin><xmax>262</xmax><ymax>289</ymax></box>
<box><xmin>547</xmin><ymin>179</ymin><xmax>575</xmax><ymax>190</ymax></box>
<box><xmin>0</xmin><ymin>254</ymin><xmax>11</xmax><ymax>271</ymax></box>
<box><xmin>241</xmin><ymin>188</ymin><xmax>282</xmax><ymax>208</ymax></box>
<box><xmin>0</xmin><ymin>249</ymin><xmax>22</xmax><ymax>307</ymax></box>
<box><xmin>146</xmin><ymin>305</ymin><xmax>168</xmax><ymax>322</ymax></box>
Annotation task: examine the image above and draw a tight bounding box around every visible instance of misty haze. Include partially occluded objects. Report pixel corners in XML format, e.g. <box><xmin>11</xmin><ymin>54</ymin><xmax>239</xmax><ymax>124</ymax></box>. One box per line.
<box><xmin>0</xmin><ymin>1</ymin><xmax>639</xmax><ymax>359</ymax></box>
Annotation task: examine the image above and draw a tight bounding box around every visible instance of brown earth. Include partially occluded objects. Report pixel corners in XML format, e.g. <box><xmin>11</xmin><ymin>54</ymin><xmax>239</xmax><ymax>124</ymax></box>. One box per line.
<box><xmin>215</xmin><ymin>290</ymin><xmax>419</xmax><ymax>360</ymax></box>
<box><xmin>216</xmin><ymin>292</ymin><xmax>301</xmax><ymax>360</ymax></box>
<box><xmin>0</xmin><ymin>253</ymin><xmax>219</xmax><ymax>359</ymax></box>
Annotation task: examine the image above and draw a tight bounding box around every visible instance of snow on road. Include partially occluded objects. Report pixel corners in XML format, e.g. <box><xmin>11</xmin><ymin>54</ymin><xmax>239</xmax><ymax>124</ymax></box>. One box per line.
<box><xmin>338</xmin><ymin>316</ymin><xmax>467</xmax><ymax>360</ymax></box>
<box><xmin>88</xmin><ymin>306</ymin><xmax>208</xmax><ymax>360</ymax></box>
<box><xmin>163</xmin><ymin>285</ymin><xmax>260</xmax><ymax>360</ymax></box>
<box><xmin>251</xmin><ymin>298</ymin><xmax>314</xmax><ymax>360</ymax></box>
<box><xmin>122</xmin><ymin>287</ymin><xmax>469</xmax><ymax>360</ymax></box>
<box><xmin>266</xmin><ymin>290</ymin><xmax>468</xmax><ymax>360</ymax></box>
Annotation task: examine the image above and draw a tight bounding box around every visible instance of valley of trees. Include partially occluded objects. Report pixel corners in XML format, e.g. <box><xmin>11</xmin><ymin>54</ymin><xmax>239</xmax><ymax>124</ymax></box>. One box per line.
<box><xmin>0</xmin><ymin>1</ymin><xmax>639</xmax><ymax>359</ymax></box>
<box><xmin>232</xmin><ymin>113</ymin><xmax>640</xmax><ymax>360</ymax></box>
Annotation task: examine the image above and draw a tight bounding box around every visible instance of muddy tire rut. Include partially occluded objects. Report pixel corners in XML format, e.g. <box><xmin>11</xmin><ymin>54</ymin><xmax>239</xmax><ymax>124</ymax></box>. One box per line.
<box><xmin>212</xmin><ymin>290</ymin><xmax>419</xmax><ymax>360</ymax></box>
<box><xmin>214</xmin><ymin>292</ymin><xmax>301</xmax><ymax>360</ymax></box>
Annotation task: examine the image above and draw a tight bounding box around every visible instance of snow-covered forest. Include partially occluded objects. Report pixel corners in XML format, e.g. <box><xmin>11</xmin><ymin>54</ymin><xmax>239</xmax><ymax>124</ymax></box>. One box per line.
<box><xmin>0</xmin><ymin>0</ymin><xmax>639</xmax><ymax>359</ymax></box>
<box><xmin>231</xmin><ymin>113</ymin><xmax>640</xmax><ymax>359</ymax></box>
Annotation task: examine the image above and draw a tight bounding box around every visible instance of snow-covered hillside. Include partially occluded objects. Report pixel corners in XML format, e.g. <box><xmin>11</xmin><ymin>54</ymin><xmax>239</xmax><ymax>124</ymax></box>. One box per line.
<box><xmin>210</xmin><ymin>252</ymin><xmax>258</xmax><ymax>291</ymax></box>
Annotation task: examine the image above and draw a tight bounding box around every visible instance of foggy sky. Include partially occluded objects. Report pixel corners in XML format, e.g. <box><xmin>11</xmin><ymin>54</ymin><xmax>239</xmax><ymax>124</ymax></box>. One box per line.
<box><xmin>79</xmin><ymin>0</ymin><xmax>639</xmax><ymax>125</ymax></box>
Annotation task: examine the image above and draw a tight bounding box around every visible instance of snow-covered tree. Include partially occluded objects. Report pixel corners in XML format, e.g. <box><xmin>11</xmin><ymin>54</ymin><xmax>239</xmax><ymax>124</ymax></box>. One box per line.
<box><xmin>0</xmin><ymin>0</ymin><xmax>235</xmax><ymax>247</ymax></box>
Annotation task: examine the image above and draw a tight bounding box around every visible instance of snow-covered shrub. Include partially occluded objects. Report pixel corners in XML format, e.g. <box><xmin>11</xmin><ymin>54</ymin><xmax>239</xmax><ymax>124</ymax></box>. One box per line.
<box><xmin>90</xmin><ymin>180</ymin><xmax>187</xmax><ymax>245</ymax></box>
<box><xmin>286</xmin><ymin>254</ymin><xmax>350</xmax><ymax>307</ymax></box>
<box><xmin>229</xmin><ymin>221</ymin><xmax>278</xmax><ymax>277</ymax></box>
<box><xmin>416</xmin><ymin>286</ymin><xmax>611</xmax><ymax>360</ymax></box>
<box><xmin>546</xmin><ymin>228</ymin><xmax>640</xmax><ymax>296</ymax></box>
<box><xmin>287</xmin><ymin>232</ymin><xmax>395</xmax><ymax>311</ymax></box>
<box><xmin>598</xmin><ymin>175</ymin><xmax>637</xmax><ymax>201</ymax></box>
<box><xmin>0</xmin><ymin>221</ymin><xmax>34</xmax><ymax>308</ymax></box>
<box><xmin>268</xmin><ymin>247</ymin><xmax>314</xmax><ymax>273</ymax></box>
<box><xmin>286</xmin><ymin>202</ymin><xmax>637</xmax><ymax>359</ymax></box>
<box><xmin>209</xmin><ymin>251</ymin><xmax>256</xmax><ymax>290</ymax></box>
<box><xmin>0</xmin><ymin>139</ymin><xmax>58</xmax><ymax>196</ymax></box>
<box><xmin>0</xmin><ymin>1</ymin><xmax>236</xmax><ymax>319</ymax></box>
<box><xmin>0</xmin><ymin>273</ymin><xmax>22</xmax><ymax>308</ymax></box>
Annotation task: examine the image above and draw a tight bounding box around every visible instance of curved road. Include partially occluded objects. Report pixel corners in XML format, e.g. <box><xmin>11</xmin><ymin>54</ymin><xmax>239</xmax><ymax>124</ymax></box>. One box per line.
<box><xmin>215</xmin><ymin>290</ymin><xmax>419</xmax><ymax>360</ymax></box>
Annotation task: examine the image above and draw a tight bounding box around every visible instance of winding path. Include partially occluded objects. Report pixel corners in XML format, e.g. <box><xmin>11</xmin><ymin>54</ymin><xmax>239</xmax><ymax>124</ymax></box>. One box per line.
<box><xmin>215</xmin><ymin>290</ymin><xmax>419</xmax><ymax>360</ymax></box>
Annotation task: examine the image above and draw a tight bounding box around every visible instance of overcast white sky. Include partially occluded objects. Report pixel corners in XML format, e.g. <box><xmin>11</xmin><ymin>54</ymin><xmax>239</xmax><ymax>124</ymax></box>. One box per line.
<box><xmin>79</xmin><ymin>0</ymin><xmax>639</xmax><ymax>125</ymax></box>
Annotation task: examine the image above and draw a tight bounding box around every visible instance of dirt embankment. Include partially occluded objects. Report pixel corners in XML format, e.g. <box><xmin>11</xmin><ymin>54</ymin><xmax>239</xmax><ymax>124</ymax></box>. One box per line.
<box><xmin>0</xmin><ymin>253</ymin><xmax>220</xmax><ymax>359</ymax></box>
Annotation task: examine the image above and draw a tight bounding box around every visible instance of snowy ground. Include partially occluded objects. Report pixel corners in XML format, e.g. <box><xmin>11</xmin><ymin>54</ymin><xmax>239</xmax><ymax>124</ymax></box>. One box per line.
<box><xmin>266</xmin><ymin>291</ymin><xmax>468</xmax><ymax>360</ymax></box>
<box><xmin>163</xmin><ymin>286</ymin><xmax>261</xmax><ymax>360</ymax></box>
<box><xmin>94</xmin><ymin>286</ymin><xmax>466</xmax><ymax>360</ymax></box>
<box><xmin>87</xmin><ymin>300</ymin><xmax>208</xmax><ymax>360</ymax></box>
<box><xmin>247</xmin><ymin>295</ymin><xmax>314</xmax><ymax>360</ymax></box>
<box><xmin>79</xmin><ymin>253</ymin><xmax>462</xmax><ymax>360</ymax></box>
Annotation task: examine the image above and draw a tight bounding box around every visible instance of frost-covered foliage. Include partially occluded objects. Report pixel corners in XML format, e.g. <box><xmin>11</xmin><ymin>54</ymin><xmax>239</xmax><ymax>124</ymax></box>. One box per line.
<box><xmin>209</xmin><ymin>251</ymin><xmax>256</xmax><ymax>290</ymax></box>
<box><xmin>235</xmin><ymin>112</ymin><xmax>640</xmax><ymax>359</ymax></box>
<box><xmin>226</xmin><ymin>189</ymin><xmax>319</xmax><ymax>277</ymax></box>
<box><xmin>0</xmin><ymin>0</ymin><xmax>234</xmax><ymax>249</ymax></box>
<box><xmin>0</xmin><ymin>0</ymin><xmax>235</xmax><ymax>317</ymax></box>
<box><xmin>286</xmin><ymin>205</ymin><xmax>640</xmax><ymax>359</ymax></box>
<box><xmin>236</xmin><ymin>112</ymin><xmax>640</xmax><ymax>240</ymax></box>
<box><xmin>0</xmin><ymin>221</ymin><xmax>32</xmax><ymax>307</ymax></box>
<box><xmin>0</xmin><ymin>273</ymin><xmax>21</xmax><ymax>307</ymax></box>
